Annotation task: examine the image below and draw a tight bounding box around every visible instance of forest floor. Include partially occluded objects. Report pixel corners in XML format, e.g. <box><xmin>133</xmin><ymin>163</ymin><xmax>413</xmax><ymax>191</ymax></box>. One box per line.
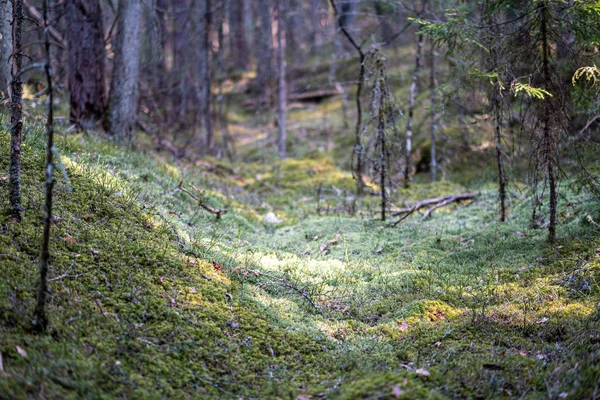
<box><xmin>1</xmin><ymin>89</ymin><xmax>600</xmax><ymax>399</ymax></box>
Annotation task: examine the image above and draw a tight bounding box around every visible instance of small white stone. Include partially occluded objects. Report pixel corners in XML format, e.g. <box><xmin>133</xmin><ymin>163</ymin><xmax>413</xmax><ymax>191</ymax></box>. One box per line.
<box><xmin>263</xmin><ymin>212</ymin><xmax>282</xmax><ymax>224</ymax></box>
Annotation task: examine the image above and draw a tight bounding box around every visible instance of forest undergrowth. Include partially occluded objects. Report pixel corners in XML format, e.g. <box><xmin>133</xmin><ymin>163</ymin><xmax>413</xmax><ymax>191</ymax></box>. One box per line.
<box><xmin>1</xmin><ymin>109</ymin><xmax>600</xmax><ymax>399</ymax></box>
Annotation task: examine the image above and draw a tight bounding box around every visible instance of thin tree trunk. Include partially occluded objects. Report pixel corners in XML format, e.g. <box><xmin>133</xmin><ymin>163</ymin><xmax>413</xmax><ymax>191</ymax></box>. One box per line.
<box><xmin>0</xmin><ymin>0</ymin><xmax>12</xmax><ymax>98</ymax></box>
<box><xmin>405</xmin><ymin>32</ymin><xmax>424</xmax><ymax>187</ymax></box>
<box><xmin>309</xmin><ymin>0</ymin><xmax>320</xmax><ymax>53</ymax></box>
<box><xmin>105</xmin><ymin>0</ymin><xmax>143</xmax><ymax>142</ymax></box>
<box><xmin>34</xmin><ymin>0</ymin><xmax>54</xmax><ymax>333</ymax></box>
<box><xmin>378</xmin><ymin>89</ymin><xmax>387</xmax><ymax>221</ymax></box>
<box><xmin>429</xmin><ymin>43</ymin><xmax>437</xmax><ymax>183</ymax></box>
<box><xmin>493</xmin><ymin>85</ymin><xmax>506</xmax><ymax>222</ymax></box>
<box><xmin>9</xmin><ymin>0</ymin><xmax>23</xmax><ymax>222</ymax></box>
<box><xmin>540</xmin><ymin>2</ymin><xmax>556</xmax><ymax>243</ymax></box>
<box><xmin>65</xmin><ymin>0</ymin><xmax>106</xmax><ymax>129</ymax></box>
<box><xmin>277</xmin><ymin>1</ymin><xmax>287</xmax><ymax>158</ymax></box>
<box><xmin>196</xmin><ymin>0</ymin><xmax>212</xmax><ymax>150</ymax></box>
<box><xmin>255</xmin><ymin>0</ymin><xmax>272</xmax><ymax>99</ymax></box>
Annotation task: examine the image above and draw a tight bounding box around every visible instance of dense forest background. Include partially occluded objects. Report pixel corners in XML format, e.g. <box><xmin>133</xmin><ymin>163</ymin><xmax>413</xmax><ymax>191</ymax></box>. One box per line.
<box><xmin>1</xmin><ymin>0</ymin><xmax>600</xmax><ymax>398</ymax></box>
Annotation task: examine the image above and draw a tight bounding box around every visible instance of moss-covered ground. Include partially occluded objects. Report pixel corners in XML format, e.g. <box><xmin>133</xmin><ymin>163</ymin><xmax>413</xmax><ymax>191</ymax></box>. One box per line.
<box><xmin>2</xmin><ymin>84</ymin><xmax>600</xmax><ymax>399</ymax></box>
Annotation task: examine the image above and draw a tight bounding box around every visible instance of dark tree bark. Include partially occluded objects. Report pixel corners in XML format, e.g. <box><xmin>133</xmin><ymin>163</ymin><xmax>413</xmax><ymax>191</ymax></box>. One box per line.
<box><xmin>0</xmin><ymin>0</ymin><xmax>12</xmax><ymax>98</ymax></box>
<box><xmin>105</xmin><ymin>0</ymin><xmax>143</xmax><ymax>142</ymax></box>
<box><xmin>540</xmin><ymin>2</ymin><xmax>557</xmax><ymax>243</ymax></box>
<box><xmin>172</xmin><ymin>0</ymin><xmax>193</xmax><ymax>123</ymax></box>
<box><xmin>255</xmin><ymin>0</ymin><xmax>273</xmax><ymax>98</ymax></box>
<box><xmin>429</xmin><ymin>43</ymin><xmax>437</xmax><ymax>183</ymax></box>
<box><xmin>493</xmin><ymin>85</ymin><xmax>506</xmax><ymax>222</ymax></box>
<box><xmin>34</xmin><ymin>0</ymin><xmax>54</xmax><ymax>333</ymax></box>
<box><xmin>9</xmin><ymin>0</ymin><xmax>23</xmax><ymax>222</ymax></box>
<box><xmin>228</xmin><ymin>0</ymin><xmax>248</xmax><ymax>70</ymax></box>
<box><xmin>277</xmin><ymin>0</ymin><xmax>287</xmax><ymax>158</ymax></box>
<box><xmin>65</xmin><ymin>0</ymin><xmax>106</xmax><ymax>129</ymax></box>
<box><xmin>195</xmin><ymin>0</ymin><xmax>212</xmax><ymax>150</ymax></box>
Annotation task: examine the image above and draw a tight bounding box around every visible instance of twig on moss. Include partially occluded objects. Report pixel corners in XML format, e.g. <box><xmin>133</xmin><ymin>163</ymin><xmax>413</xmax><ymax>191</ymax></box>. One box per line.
<box><xmin>391</xmin><ymin>193</ymin><xmax>475</xmax><ymax>226</ymax></box>
<box><xmin>237</xmin><ymin>268</ymin><xmax>321</xmax><ymax>313</ymax></box>
<box><xmin>176</xmin><ymin>180</ymin><xmax>227</xmax><ymax>219</ymax></box>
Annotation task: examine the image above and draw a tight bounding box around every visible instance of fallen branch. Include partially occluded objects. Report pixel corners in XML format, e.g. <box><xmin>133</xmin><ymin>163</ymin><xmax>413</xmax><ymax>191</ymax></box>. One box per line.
<box><xmin>392</xmin><ymin>193</ymin><xmax>475</xmax><ymax>226</ymax></box>
<box><xmin>176</xmin><ymin>181</ymin><xmax>227</xmax><ymax>219</ymax></box>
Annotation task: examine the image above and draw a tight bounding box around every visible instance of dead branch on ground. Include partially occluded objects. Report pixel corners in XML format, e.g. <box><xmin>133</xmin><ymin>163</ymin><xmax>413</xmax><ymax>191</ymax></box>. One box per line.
<box><xmin>392</xmin><ymin>193</ymin><xmax>475</xmax><ymax>226</ymax></box>
<box><xmin>176</xmin><ymin>181</ymin><xmax>227</xmax><ymax>219</ymax></box>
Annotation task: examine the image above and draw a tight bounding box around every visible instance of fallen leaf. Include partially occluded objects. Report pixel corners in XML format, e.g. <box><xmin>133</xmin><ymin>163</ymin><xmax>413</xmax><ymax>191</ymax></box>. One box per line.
<box><xmin>52</xmin><ymin>215</ymin><xmax>62</xmax><ymax>223</ymax></box>
<box><xmin>189</xmin><ymin>287</ymin><xmax>197</xmax><ymax>294</ymax></box>
<box><xmin>391</xmin><ymin>384</ymin><xmax>405</xmax><ymax>398</ymax></box>
<box><xmin>297</xmin><ymin>395</ymin><xmax>312</xmax><ymax>400</ymax></box>
<box><xmin>516</xmin><ymin>231</ymin><xmax>527</xmax><ymax>237</ymax></box>
<box><xmin>536</xmin><ymin>317</ymin><xmax>549</xmax><ymax>324</ymax></box>
<box><xmin>0</xmin><ymin>175</ymin><xmax>7</xmax><ymax>181</ymax></box>
<box><xmin>398</xmin><ymin>320</ymin><xmax>409</xmax><ymax>331</ymax></box>
<box><xmin>558</xmin><ymin>392</ymin><xmax>569</xmax><ymax>399</ymax></box>
<box><xmin>519</xmin><ymin>350</ymin><xmax>528</xmax><ymax>356</ymax></box>
<box><xmin>320</xmin><ymin>243</ymin><xmax>329</xmax><ymax>253</ymax></box>
<box><xmin>536</xmin><ymin>354</ymin><xmax>546</xmax><ymax>360</ymax></box>
<box><xmin>300</xmin><ymin>246</ymin><xmax>311</xmax><ymax>257</ymax></box>
<box><xmin>434</xmin><ymin>341</ymin><xmax>442</xmax><ymax>347</ymax></box>
<box><xmin>211</xmin><ymin>261</ymin><xmax>222</xmax><ymax>271</ymax></box>
<box><xmin>15</xmin><ymin>346</ymin><xmax>27</xmax><ymax>358</ymax></box>
<box><xmin>91</xmin><ymin>248</ymin><xmax>100</xmax><ymax>256</ymax></box>
<box><xmin>415</xmin><ymin>368</ymin><xmax>430</xmax><ymax>377</ymax></box>
<box><xmin>63</xmin><ymin>235</ymin><xmax>77</xmax><ymax>245</ymax></box>
<box><xmin>329</xmin><ymin>235</ymin><xmax>340</xmax><ymax>246</ymax></box>
<box><xmin>375</xmin><ymin>247</ymin><xmax>383</xmax><ymax>254</ymax></box>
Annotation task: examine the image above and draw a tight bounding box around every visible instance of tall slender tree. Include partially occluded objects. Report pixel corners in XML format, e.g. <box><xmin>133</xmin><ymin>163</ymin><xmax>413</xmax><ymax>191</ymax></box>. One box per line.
<box><xmin>105</xmin><ymin>0</ymin><xmax>143</xmax><ymax>142</ymax></box>
<box><xmin>255</xmin><ymin>0</ymin><xmax>273</xmax><ymax>98</ymax></box>
<box><xmin>34</xmin><ymin>0</ymin><xmax>54</xmax><ymax>333</ymax></box>
<box><xmin>9</xmin><ymin>0</ymin><xmax>23</xmax><ymax>222</ymax></box>
<box><xmin>195</xmin><ymin>0</ymin><xmax>212</xmax><ymax>150</ymax></box>
<box><xmin>276</xmin><ymin>0</ymin><xmax>287</xmax><ymax>158</ymax></box>
<box><xmin>65</xmin><ymin>0</ymin><xmax>106</xmax><ymax>129</ymax></box>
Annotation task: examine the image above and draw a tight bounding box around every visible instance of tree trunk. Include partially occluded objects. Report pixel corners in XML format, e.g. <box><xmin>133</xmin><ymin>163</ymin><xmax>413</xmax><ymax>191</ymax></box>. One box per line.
<box><xmin>9</xmin><ymin>0</ymin><xmax>23</xmax><ymax>222</ymax></box>
<box><xmin>228</xmin><ymin>0</ymin><xmax>248</xmax><ymax>70</ymax></box>
<box><xmin>34</xmin><ymin>0</ymin><xmax>54</xmax><ymax>333</ymax></box>
<box><xmin>429</xmin><ymin>43</ymin><xmax>437</xmax><ymax>183</ymax></box>
<box><xmin>405</xmin><ymin>32</ymin><xmax>424</xmax><ymax>187</ymax></box>
<box><xmin>493</xmin><ymin>86</ymin><xmax>506</xmax><ymax>222</ymax></box>
<box><xmin>105</xmin><ymin>0</ymin><xmax>143</xmax><ymax>142</ymax></box>
<box><xmin>309</xmin><ymin>0</ymin><xmax>320</xmax><ymax>53</ymax></box>
<box><xmin>172</xmin><ymin>0</ymin><xmax>193</xmax><ymax>124</ymax></box>
<box><xmin>277</xmin><ymin>1</ymin><xmax>287</xmax><ymax>158</ymax></box>
<box><xmin>195</xmin><ymin>0</ymin><xmax>212</xmax><ymax>150</ymax></box>
<box><xmin>0</xmin><ymin>0</ymin><xmax>12</xmax><ymax>98</ymax></box>
<box><xmin>255</xmin><ymin>0</ymin><xmax>272</xmax><ymax>98</ymax></box>
<box><xmin>65</xmin><ymin>0</ymin><xmax>106</xmax><ymax>129</ymax></box>
<box><xmin>540</xmin><ymin>2</ymin><xmax>557</xmax><ymax>243</ymax></box>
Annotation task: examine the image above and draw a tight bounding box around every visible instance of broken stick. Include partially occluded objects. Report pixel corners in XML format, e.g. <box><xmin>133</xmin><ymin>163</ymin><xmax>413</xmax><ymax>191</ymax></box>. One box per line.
<box><xmin>176</xmin><ymin>181</ymin><xmax>227</xmax><ymax>219</ymax></box>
